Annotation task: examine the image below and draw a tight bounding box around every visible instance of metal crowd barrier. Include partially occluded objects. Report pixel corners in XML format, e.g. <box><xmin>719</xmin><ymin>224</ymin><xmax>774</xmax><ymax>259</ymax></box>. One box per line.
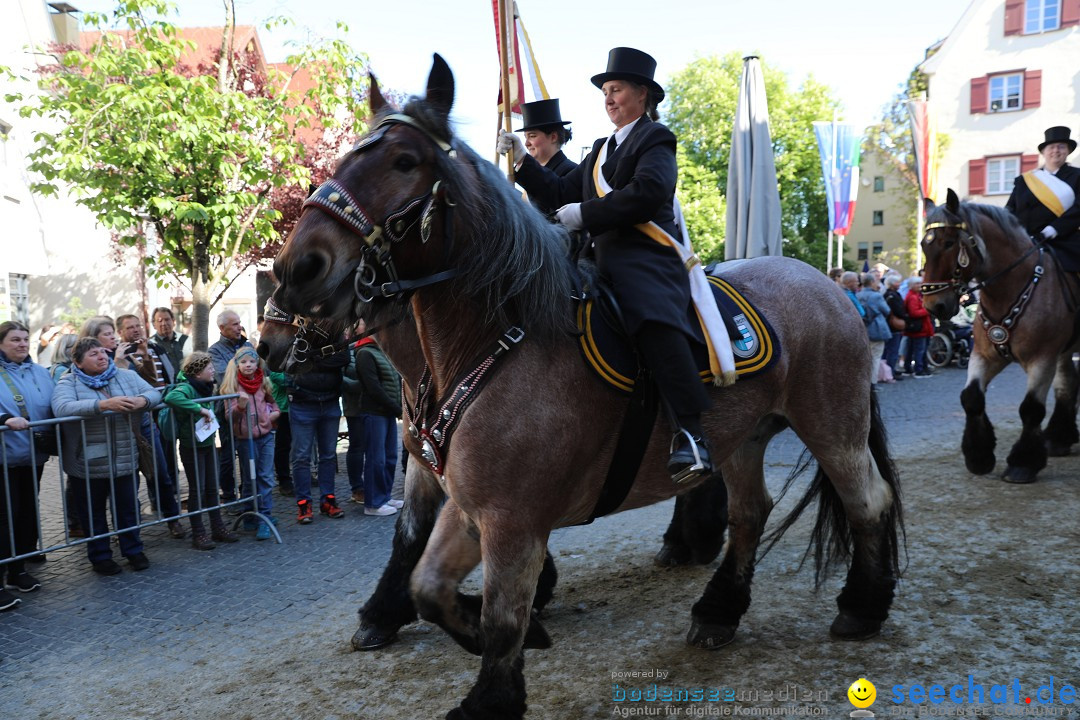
<box><xmin>0</xmin><ymin>393</ymin><xmax>283</xmax><ymax>570</ymax></box>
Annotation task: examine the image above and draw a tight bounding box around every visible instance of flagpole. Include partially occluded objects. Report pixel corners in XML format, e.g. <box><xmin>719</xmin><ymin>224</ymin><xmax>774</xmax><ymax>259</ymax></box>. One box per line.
<box><xmin>826</xmin><ymin>230</ymin><xmax>833</xmax><ymax>272</ymax></box>
<box><xmin>497</xmin><ymin>0</ymin><xmax>516</xmax><ymax>183</ymax></box>
<box><xmin>830</xmin><ymin>113</ymin><xmax>838</xmax><ymax>269</ymax></box>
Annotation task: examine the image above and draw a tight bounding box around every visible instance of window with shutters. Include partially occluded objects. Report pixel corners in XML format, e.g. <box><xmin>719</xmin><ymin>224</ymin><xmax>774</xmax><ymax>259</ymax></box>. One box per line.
<box><xmin>872</xmin><ymin>211</ymin><xmax>884</xmax><ymax>226</ymax></box>
<box><xmin>873</xmin><ymin>176</ymin><xmax>885</xmax><ymax>192</ymax></box>
<box><xmin>1025</xmin><ymin>0</ymin><xmax>1060</xmax><ymax>33</ymax></box>
<box><xmin>987</xmin><ymin>157</ymin><xmax>1020</xmax><ymax>195</ymax></box>
<box><xmin>989</xmin><ymin>73</ymin><xmax>1023</xmax><ymax>112</ymax></box>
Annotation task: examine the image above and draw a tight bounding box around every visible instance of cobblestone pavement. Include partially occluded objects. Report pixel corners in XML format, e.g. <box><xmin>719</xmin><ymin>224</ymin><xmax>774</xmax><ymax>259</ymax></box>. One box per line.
<box><xmin>0</xmin><ymin>364</ymin><xmax>1042</xmax><ymax>717</ymax></box>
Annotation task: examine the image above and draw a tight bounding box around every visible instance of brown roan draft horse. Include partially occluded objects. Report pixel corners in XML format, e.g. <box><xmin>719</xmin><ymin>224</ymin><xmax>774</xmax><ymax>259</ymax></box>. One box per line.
<box><xmin>922</xmin><ymin>189</ymin><xmax>1080</xmax><ymax>484</ymax></box>
<box><xmin>257</xmin><ymin>299</ymin><xmax>730</xmax><ymax>652</ymax></box>
<box><xmin>269</xmin><ymin>54</ymin><xmax>903</xmax><ymax>720</ymax></box>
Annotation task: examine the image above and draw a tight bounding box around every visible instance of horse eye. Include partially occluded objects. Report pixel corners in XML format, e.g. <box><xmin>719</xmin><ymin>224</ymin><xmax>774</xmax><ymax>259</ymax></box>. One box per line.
<box><xmin>394</xmin><ymin>154</ymin><xmax>419</xmax><ymax>172</ymax></box>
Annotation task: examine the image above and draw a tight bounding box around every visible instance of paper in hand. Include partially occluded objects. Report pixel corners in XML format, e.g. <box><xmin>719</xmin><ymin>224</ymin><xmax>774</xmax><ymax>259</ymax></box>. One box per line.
<box><xmin>194</xmin><ymin>414</ymin><xmax>219</xmax><ymax>442</ymax></box>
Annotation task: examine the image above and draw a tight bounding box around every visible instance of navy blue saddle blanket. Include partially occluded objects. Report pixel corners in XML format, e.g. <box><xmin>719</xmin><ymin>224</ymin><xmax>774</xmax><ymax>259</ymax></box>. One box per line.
<box><xmin>576</xmin><ymin>273</ymin><xmax>780</xmax><ymax>394</ymax></box>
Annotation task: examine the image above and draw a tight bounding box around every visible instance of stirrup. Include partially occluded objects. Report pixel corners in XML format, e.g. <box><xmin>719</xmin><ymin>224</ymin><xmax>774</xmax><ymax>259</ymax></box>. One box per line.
<box><xmin>669</xmin><ymin>429</ymin><xmax>709</xmax><ymax>485</ymax></box>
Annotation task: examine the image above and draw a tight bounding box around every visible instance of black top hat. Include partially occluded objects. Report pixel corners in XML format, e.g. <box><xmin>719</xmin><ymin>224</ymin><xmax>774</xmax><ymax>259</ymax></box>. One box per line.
<box><xmin>516</xmin><ymin>99</ymin><xmax>571</xmax><ymax>132</ymax></box>
<box><xmin>590</xmin><ymin>47</ymin><xmax>665</xmax><ymax>102</ymax></box>
<box><xmin>1038</xmin><ymin>126</ymin><xmax>1076</xmax><ymax>153</ymax></box>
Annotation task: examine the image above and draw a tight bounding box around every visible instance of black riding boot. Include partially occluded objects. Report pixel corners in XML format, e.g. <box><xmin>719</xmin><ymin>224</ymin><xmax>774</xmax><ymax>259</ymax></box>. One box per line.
<box><xmin>635</xmin><ymin>322</ymin><xmax>714</xmax><ymax>482</ymax></box>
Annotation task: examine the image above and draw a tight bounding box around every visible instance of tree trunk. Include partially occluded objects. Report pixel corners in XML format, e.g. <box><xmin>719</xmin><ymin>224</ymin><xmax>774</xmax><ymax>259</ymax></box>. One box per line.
<box><xmin>191</xmin><ymin>269</ymin><xmax>212</xmax><ymax>352</ymax></box>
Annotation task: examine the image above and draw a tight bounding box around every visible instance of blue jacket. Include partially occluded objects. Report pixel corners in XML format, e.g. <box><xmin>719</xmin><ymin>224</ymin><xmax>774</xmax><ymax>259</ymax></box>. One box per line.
<box><xmin>0</xmin><ymin>354</ymin><xmax>55</xmax><ymax>467</ymax></box>
<box><xmin>857</xmin><ymin>289</ymin><xmax>893</xmax><ymax>342</ymax></box>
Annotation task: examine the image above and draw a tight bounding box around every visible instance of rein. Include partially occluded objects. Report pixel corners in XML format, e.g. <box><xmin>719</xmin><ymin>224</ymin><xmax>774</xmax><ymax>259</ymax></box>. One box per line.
<box><xmin>262</xmin><ymin>298</ymin><xmax>407</xmax><ymax>367</ymax></box>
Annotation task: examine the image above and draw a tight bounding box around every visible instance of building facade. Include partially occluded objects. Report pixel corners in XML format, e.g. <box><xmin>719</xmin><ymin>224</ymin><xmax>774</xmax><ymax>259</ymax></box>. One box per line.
<box><xmin>920</xmin><ymin>0</ymin><xmax>1080</xmax><ymax>204</ymax></box>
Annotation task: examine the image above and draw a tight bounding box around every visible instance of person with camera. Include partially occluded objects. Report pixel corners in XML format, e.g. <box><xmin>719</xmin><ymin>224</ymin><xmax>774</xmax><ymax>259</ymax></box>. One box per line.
<box><xmin>0</xmin><ymin>321</ymin><xmax>55</xmax><ymax>609</ymax></box>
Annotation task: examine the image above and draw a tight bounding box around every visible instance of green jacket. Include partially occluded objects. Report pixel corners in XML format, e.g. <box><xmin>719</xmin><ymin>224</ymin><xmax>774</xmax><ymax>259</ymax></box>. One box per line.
<box><xmin>269</xmin><ymin>370</ymin><xmax>292</xmax><ymax>413</ymax></box>
<box><xmin>163</xmin><ymin>377</ymin><xmax>216</xmax><ymax>448</ymax></box>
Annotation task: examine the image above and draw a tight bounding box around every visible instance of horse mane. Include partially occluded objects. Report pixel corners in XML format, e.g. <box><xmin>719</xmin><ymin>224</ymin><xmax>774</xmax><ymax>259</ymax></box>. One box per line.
<box><xmin>956</xmin><ymin>201</ymin><xmax>1027</xmax><ymax>241</ymax></box>
<box><xmin>399</xmin><ymin>97</ymin><xmax>578</xmax><ymax>342</ymax></box>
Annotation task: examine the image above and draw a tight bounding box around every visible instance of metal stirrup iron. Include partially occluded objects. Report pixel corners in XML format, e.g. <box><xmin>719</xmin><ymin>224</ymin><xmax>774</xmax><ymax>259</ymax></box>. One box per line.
<box><xmin>669</xmin><ymin>429</ymin><xmax>707</xmax><ymax>485</ymax></box>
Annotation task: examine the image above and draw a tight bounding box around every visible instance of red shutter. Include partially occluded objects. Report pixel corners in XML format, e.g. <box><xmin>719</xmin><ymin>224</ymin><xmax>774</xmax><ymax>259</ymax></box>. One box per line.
<box><xmin>1021</xmin><ymin>154</ymin><xmax>1040</xmax><ymax>173</ymax></box>
<box><xmin>970</xmin><ymin>76</ymin><xmax>988</xmax><ymax>114</ymax></box>
<box><xmin>1023</xmin><ymin>70</ymin><xmax>1042</xmax><ymax>108</ymax></box>
<box><xmin>1004</xmin><ymin>0</ymin><xmax>1025</xmax><ymax>34</ymax></box>
<box><xmin>1063</xmin><ymin>0</ymin><xmax>1080</xmax><ymax>27</ymax></box>
<box><xmin>969</xmin><ymin>159</ymin><xmax>987</xmax><ymax>196</ymax></box>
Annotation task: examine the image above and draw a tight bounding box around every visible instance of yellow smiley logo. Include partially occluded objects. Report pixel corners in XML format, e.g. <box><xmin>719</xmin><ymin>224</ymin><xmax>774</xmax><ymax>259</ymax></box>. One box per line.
<box><xmin>847</xmin><ymin>678</ymin><xmax>876</xmax><ymax>709</ymax></box>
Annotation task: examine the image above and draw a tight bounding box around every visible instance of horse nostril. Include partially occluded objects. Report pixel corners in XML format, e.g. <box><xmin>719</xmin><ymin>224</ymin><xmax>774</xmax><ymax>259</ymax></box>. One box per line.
<box><xmin>293</xmin><ymin>252</ymin><xmax>328</xmax><ymax>284</ymax></box>
<box><xmin>256</xmin><ymin>342</ymin><xmax>270</xmax><ymax>360</ymax></box>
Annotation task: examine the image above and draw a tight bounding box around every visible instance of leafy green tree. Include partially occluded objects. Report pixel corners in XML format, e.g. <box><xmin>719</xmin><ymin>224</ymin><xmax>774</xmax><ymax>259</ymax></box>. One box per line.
<box><xmin>675</xmin><ymin>145</ymin><xmax>726</xmax><ymax>263</ymax></box>
<box><xmin>665</xmin><ymin>52</ymin><xmax>842</xmax><ymax>268</ymax></box>
<box><xmin>5</xmin><ymin>0</ymin><xmax>370</xmax><ymax>349</ymax></box>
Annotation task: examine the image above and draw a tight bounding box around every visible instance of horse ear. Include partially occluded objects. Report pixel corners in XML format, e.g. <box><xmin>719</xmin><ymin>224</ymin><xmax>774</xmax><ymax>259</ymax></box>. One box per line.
<box><xmin>425</xmin><ymin>53</ymin><xmax>455</xmax><ymax>117</ymax></box>
<box><xmin>369</xmin><ymin>72</ymin><xmax>387</xmax><ymax>114</ymax></box>
<box><xmin>946</xmin><ymin>188</ymin><xmax>960</xmax><ymax>214</ymax></box>
<box><xmin>923</xmin><ymin>197</ymin><xmax>936</xmax><ymax>214</ymax></box>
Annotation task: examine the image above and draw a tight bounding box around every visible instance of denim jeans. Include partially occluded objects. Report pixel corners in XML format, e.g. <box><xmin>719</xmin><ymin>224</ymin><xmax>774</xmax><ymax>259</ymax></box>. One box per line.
<box><xmin>236</xmin><ymin>432</ymin><xmax>276</xmax><ymax>516</ymax></box>
<box><xmin>70</xmin><ymin>473</ymin><xmax>143</xmax><ymax>564</ymax></box>
<box><xmin>273</xmin><ymin>411</ymin><xmax>292</xmax><ymax>485</ymax></box>
<box><xmin>345</xmin><ymin>416</ymin><xmax>367</xmax><ymax>493</ymax></box>
<box><xmin>140</xmin><ymin>414</ymin><xmax>180</xmax><ymax>518</ymax></box>
<box><xmin>883</xmin><ymin>331</ymin><xmax>902</xmax><ymax>373</ymax></box>
<box><xmin>289</xmin><ymin>400</ymin><xmax>341</xmax><ymax>504</ymax></box>
<box><xmin>910</xmin><ymin>335</ymin><xmax>930</xmax><ymax>373</ymax></box>
<box><xmin>359</xmin><ymin>413</ymin><xmax>397</xmax><ymax>510</ymax></box>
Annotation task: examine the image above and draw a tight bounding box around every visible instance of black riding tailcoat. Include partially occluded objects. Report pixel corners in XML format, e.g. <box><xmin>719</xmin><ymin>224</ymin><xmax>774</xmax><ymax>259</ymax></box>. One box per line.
<box><xmin>527</xmin><ymin>150</ymin><xmax>577</xmax><ymax>217</ymax></box>
<box><xmin>1005</xmin><ymin>163</ymin><xmax>1080</xmax><ymax>271</ymax></box>
<box><xmin>515</xmin><ymin>117</ymin><xmax>696</xmax><ymax>340</ymax></box>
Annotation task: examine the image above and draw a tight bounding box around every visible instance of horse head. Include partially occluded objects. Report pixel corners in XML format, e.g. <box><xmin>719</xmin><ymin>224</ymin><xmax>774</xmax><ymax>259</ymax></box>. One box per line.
<box><xmin>271</xmin><ymin>53</ymin><xmax>575</xmax><ymax>358</ymax></box>
<box><xmin>271</xmin><ymin>54</ymin><xmax>470</xmax><ymax>330</ymax></box>
<box><xmin>921</xmin><ymin>188</ymin><xmax>985</xmax><ymax>320</ymax></box>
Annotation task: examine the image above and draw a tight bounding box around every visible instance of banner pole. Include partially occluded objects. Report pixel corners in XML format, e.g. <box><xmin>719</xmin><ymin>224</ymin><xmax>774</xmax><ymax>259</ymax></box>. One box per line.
<box><xmin>498</xmin><ymin>0</ymin><xmax>516</xmax><ymax>183</ymax></box>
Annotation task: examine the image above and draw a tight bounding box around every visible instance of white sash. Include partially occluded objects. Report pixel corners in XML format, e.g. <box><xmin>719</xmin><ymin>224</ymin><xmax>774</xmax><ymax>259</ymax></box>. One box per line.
<box><xmin>1024</xmin><ymin>168</ymin><xmax>1076</xmax><ymax>218</ymax></box>
<box><xmin>592</xmin><ymin>153</ymin><xmax>737</xmax><ymax>386</ymax></box>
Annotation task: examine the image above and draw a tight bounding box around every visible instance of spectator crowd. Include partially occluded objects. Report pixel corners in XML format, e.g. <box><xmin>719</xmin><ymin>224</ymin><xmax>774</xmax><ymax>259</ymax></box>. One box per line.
<box><xmin>0</xmin><ymin>308</ymin><xmax>403</xmax><ymax>614</ymax></box>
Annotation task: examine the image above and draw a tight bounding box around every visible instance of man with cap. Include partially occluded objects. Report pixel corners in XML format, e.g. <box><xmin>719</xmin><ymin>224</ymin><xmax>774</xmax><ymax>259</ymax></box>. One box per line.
<box><xmin>1006</xmin><ymin>126</ymin><xmax>1080</xmax><ymax>270</ymax></box>
<box><xmin>497</xmin><ymin>47</ymin><xmax>713</xmax><ymax>483</ymax></box>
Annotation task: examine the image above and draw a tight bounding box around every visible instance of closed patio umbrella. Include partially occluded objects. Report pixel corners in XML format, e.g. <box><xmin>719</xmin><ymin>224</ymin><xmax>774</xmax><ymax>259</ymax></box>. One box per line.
<box><xmin>725</xmin><ymin>55</ymin><xmax>783</xmax><ymax>259</ymax></box>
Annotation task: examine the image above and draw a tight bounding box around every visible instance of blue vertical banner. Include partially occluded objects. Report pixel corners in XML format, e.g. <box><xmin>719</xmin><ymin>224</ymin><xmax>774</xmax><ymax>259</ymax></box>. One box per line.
<box><xmin>813</xmin><ymin>121</ymin><xmax>862</xmax><ymax>236</ymax></box>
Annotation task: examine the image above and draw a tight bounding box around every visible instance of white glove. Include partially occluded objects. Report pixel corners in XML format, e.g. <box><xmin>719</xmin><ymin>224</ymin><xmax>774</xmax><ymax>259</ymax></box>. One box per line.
<box><xmin>1041</xmin><ymin>225</ymin><xmax>1058</xmax><ymax>239</ymax></box>
<box><xmin>555</xmin><ymin>203</ymin><xmax>583</xmax><ymax>230</ymax></box>
<box><xmin>496</xmin><ymin>130</ymin><xmax>525</xmax><ymax>158</ymax></box>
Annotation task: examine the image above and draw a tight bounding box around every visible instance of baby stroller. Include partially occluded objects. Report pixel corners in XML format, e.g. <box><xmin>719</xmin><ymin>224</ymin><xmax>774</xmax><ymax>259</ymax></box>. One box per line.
<box><xmin>927</xmin><ymin>317</ymin><xmax>973</xmax><ymax>369</ymax></box>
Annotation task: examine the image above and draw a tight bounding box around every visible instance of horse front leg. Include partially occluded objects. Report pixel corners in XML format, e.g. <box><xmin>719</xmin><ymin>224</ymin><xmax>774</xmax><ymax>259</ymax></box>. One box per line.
<box><xmin>447</xmin><ymin>522</ymin><xmax>549</xmax><ymax>720</ymax></box>
<box><xmin>960</xmin><ymin>351</ymin><xmax>1008</xmax><ymax>475</ymax></box>
<box><xmin>1003</xmin><ymin>358</ymin><xmax>1057</xmax><ymax>484</ymax></box>
<box><xmin>353</xmin><ymin>461</ymin><xmax>444</xmax><ymax>650</ymax></box>
<box><xmin>1043</xmin><ymin>353</ymin><xmax>1079</xmax><ymax>457</ymax></box>
<box><xmin>686</xmin><ymin>440</ymin><xmax>772</xmax><ymax>649</ymax></box>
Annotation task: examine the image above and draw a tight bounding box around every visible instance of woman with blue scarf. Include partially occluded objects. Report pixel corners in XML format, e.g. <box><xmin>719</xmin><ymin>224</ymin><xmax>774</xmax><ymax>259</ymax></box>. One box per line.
<box><xmin>0</xmin><ymin>321</ymin><xmax>54</xmax><ymax>611</ymax></box>
<box><xmin>51</xmin><ymin>337</ymin><xmax>161</xmax><ymax>575</ymax></box>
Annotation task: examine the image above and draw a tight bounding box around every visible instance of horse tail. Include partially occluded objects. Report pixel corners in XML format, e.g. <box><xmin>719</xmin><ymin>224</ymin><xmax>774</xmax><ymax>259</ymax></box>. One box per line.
<box><xmin>762</xmin><ymin>390</ymin><xmax>904</xmax><ymax>588</ymax></box>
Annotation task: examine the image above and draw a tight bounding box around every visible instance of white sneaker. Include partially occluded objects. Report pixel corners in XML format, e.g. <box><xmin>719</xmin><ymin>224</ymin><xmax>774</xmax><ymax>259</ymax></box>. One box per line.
<box><xmin>387</xmin><ymin>499</ymin><xmax>404</xmax><ymax>509</ymax></box>
<box><xmin>364</xmin><ymin>504</ymin><xmax>398</xmax><ymax>516</ymax></box>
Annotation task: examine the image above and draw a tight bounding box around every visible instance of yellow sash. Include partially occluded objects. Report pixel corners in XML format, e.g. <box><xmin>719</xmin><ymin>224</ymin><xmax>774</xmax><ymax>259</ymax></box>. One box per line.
<box><xmin>1022</xmin><ymin>169</ymin><xmax>1071</xmax><ymax>218</ymax></box>
<box><xmin>591</xmin><ymin>157</ymin><xmax>736</xmax><ymax>386</ymax></box>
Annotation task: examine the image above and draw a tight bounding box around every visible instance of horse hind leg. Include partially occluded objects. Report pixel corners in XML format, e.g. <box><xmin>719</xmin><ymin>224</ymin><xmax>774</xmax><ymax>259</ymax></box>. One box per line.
<box><xmin>447</xmin><ymin>522</ymin><xmax>550</xmax><ymax>720</ymax></box>
<box><xmin>686</xmin><ymin>415</ymin><xmax>785</xmax><ymax>649</ymax></box>
<box><xmin>791</xmin><ymin>392</ymin><xmax>902</xmax><ymax>640</ymax></box>
<box><xmin>654</xmin><ymin>471</ymin><xmax>728</xmax><ymax>567</ymax></box>
<box><xmin>1043</xmin><ymin>354</ymin><xmax>1079</xmax><ymax>457</ymax></box>
<box><xmin>353</xmin><ymin>462</ymin><xmax>444</xmax><ymax>650</ymax></box>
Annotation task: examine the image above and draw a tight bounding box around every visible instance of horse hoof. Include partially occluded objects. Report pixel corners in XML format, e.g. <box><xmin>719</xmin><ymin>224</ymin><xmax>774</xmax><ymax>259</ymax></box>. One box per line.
<box><xmin>965</xmin><ymin>456</ymin><xmax>996</xmax><ymax>475</ymax></box>
<box><xmin>351</xmin><ymin>623</ymin><xmax>399</xmax><ymax>651</ymax></box>
<box><xmin>1046</xmin><ymin>442</ymin><xmax>1072</xmax><ymax>458</ymax></box>
<box><xmin>686</xmin><ymin>618</ymin><xmax>737</xmax><ymax>650</ymax></box>
<box><xmin>654</xmin><ymin>542</ymin><xmax>694</xmax><ymax>567</ymax></box>
<box><xmin>1002</xmin><ymin>466</ymin><xmax>1038</xmax><ymax>484</ymax></box>
<box><xmin>523</xmin><ymin>610</ymin><xmax>552</xmax><ymax>649</ymax></box>
<box><xmin>829</xmin><ymin>613</ymin><xmax>882</xmax><ymax>640</ymax></box>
